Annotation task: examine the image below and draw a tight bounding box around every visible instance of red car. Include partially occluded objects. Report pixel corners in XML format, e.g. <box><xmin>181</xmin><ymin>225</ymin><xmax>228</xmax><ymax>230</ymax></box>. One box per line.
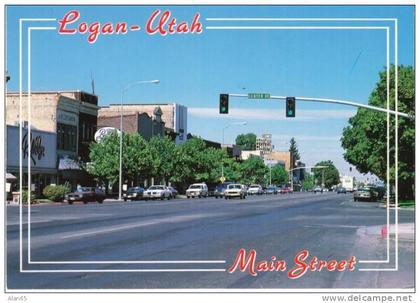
<box><xmin>280</xmin><ymin>187</ymin><xmax>293</xmax><ymax>194</ymax></box>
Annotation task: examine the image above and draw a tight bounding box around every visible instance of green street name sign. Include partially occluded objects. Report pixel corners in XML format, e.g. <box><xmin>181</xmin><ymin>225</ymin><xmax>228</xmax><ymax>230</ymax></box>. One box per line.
<box><xmin>248</xmin><ymin>93</ymin><xmax>271</xmax><ymax>99</ymax></box>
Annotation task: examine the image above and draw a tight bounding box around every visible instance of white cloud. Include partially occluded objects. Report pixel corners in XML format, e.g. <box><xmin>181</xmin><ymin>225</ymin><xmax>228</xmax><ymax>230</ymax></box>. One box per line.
<box><xmin>188</xmin><ymin>107</ymin><xmax>356</xmax><ymax>121</ymax></box>
<box><xmin>271</xmin><ymin>134</ymin><xmax>341</xmax><ymax>142</ymax></box>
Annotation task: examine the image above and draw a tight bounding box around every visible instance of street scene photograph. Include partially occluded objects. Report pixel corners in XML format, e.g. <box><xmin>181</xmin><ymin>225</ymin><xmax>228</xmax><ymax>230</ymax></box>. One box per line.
<box><xmin>2</xmin><ymin>3</ymin><xmax>415</xmax><ymax>298</ymax></box>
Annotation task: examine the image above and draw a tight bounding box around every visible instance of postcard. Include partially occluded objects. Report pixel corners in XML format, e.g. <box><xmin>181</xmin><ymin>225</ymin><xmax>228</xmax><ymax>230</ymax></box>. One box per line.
<box><xmin>2</xmin><ymin>3</ymin><xmax>416</xmax><ymax>303</ymax></box>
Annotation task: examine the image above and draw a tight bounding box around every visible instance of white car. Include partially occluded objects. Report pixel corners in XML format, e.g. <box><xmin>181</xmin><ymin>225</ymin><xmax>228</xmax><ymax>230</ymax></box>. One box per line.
<box><xmin>186</xmin><ymin>183</ymin><xmax>208</xmax><ymax>198</ymax></box>
<box><xmin>143</xmin><ymin>185</ymin><xmax>172</xmax><ymax>200</ymax></box>
<box><xmin>247</xmin><ymin>184</ymin><xmax>263</xmax><ymax>195</ymax></box>
<box><xmin>224</xmin><ymin>184</ymin><xmax>247</xmax><ymax>199</ymax></box>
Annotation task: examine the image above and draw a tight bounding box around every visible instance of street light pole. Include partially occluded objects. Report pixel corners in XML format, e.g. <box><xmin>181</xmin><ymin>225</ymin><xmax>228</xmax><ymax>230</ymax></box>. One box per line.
<box><xmin>118</xmin><ymin>79</ymin><xmax>160</xmax><ymax>201</ymax></box>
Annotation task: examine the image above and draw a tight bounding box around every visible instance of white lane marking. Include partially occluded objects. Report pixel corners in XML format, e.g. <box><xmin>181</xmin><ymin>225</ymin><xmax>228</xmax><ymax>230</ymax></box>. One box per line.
<box><xmin>304</xmin><ymin>224</ymin><xmax>362</xmax><ymax>229</ymax></box>
<box><xmin>60</xmin><ymin>214</ymin><xmax>210</xmax><ymax>240</ymax></box>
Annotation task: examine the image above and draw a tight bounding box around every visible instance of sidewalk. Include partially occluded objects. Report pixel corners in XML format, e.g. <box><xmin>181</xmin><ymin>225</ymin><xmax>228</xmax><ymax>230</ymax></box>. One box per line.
<box><xmin>333</xmin><ymin>222</ymin><xmax>414</xmax><ymax>288</ymax></box>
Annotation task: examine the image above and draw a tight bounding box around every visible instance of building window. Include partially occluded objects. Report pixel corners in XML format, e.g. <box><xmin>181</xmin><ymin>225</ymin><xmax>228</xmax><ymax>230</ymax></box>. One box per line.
<box><xmin>57</xmin><ymin>123</ymin><xmax>77</xmax><ymax>152</ymax></box>
<box><xmin>81</xmin><ymin>121</ymin><xmax>86</xmax><ymax>141</ymax></box>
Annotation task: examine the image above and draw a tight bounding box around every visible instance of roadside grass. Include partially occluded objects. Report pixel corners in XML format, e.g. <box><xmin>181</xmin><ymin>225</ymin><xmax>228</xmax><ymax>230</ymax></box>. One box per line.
<box><xmin>399</xmin><ymin>200</ymin><xmax>415</xmax><ymax>209</ymax></box>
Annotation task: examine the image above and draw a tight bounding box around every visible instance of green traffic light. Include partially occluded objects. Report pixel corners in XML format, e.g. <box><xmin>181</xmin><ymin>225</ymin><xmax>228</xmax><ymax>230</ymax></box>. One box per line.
<box><xmin>219</xmin><ymin>94</ymin><xmax>229</xmax><ymax>114</ymax></box>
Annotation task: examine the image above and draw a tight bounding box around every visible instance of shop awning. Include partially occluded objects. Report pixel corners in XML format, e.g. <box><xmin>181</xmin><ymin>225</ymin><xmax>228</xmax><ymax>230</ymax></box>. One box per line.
<box><xmin>58</xmin><ymin>156</ymin><xmax>82</xmax><ymax>170</ymax></box>
<box><xmin>6</xmin><ymin>173</ymin><xmax>17</xmax><ymax>180</ymax></box>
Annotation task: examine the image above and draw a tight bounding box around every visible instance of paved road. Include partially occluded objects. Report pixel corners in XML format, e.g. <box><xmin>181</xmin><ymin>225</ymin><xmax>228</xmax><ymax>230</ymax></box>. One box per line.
<box><xmin>6</xmin><ymin>192</ymin><xmax>414</xmax><ymax>289</ymax></box>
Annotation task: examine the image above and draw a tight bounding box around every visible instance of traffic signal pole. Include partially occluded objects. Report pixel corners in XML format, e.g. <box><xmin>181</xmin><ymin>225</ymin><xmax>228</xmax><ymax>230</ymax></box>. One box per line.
<box><xmin>227</xmin><ymin>93</ymin><xmax>414</xmax><ymax>120</ymax></box>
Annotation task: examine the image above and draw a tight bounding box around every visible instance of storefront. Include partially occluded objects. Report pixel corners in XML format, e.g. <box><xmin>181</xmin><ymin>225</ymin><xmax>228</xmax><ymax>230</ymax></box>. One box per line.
<box><xmin>6</xmin><ymin>125</ymin><xmax>57</xmax><ymax>196</ymax></box>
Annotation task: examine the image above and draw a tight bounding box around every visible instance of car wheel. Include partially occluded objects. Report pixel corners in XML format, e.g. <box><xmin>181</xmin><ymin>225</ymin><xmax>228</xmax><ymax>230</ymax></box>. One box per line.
<box><xmin>124</xmin><ymin>198</ymin><xmax>127</xmax><ymax>201</ymax></box>
<box><xmin>83</xmin><ymin>200</ymin><xmax>88</xmax><ymax>204</ymax></box>
<box><xmin>68</xmin><ymin>201</ymin><xmax>73</xmax><ymax>205</ymax></box>
<box><xmin>354</xmin><ymin>198</ymin><xmax>358</xmax><ymax>201</ymax></box>
<box><xmin>97</xmin><ymin>199</ymin><xmax>104</xmax><ymax>204</ymax></box>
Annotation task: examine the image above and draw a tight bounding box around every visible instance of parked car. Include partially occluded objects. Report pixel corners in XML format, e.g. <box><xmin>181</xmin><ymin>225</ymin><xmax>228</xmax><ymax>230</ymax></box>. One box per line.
<box><xmin>186</xmin><ymin>183</ymin><xmax>208</xmax><ymax>198</ymax></box>
<box><xmin>265</xmin><ymin>186</ymin><xmax>278</xmax><ymax>195</ymax></box>
<box><xmin>224</xmin><ymin>184</ymin><xmax>247</xmax><ymax>199</ymax></box>
<box><xmin>313</xmin><ymin>186</ymin><xmax>323</xmax><ymax>193</ymax></box>
<box><xmin>64</xmin><ymin>187</ymin><xmax>105</xmax><ymax>204</ymax></box>
<box><xmin>280</xmin><ymin>186</ymin><xmax>293</xmax><ymax>194</ymax></box>
<box><xmin>354</xmin><ymin>187</ymin><xmax>375</xmax><ymax>202</ymax></box>
<box><xmin>214</xmin><ymin>182</ymin><xmax>234</xmax><ymax>199</ymax></box>
<box><xmin>123</xmin><ymin>186</ymin><xmax>144</xmax><ymax>201</ymax></box>
<box><xmin>247</xmin><ymin>184</ymin><xmax>263</xmax><ymax>195</ymax></box>
<box><xmin>167</xmin><ymin>186</ymin><xmax>178</xmax><ymax>198</ymax></box>
<box><xmin>336</xmin><ymin>186</ymin><xmax>347</xmax><ymax>194</ymax></box>
<box><xmin>143</xmin><ymin>185</ymin><xmax>172</xmax><ymax>200</ymax></box>
<box><xmin>366</xmin><ymin>185</ymin><xmax>385</xmax><ymax>200</ymax></box>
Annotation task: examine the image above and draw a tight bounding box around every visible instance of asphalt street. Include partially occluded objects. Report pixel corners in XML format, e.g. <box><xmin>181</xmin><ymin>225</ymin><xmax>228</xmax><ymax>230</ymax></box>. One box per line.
<box><xmin>6</xmin><ymin>192</ymin><xmax>414</xmax><ymax>289</ymax></box>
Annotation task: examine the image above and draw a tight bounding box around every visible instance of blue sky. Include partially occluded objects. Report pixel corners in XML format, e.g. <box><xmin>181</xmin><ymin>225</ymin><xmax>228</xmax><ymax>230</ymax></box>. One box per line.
<box><xmin>6</xmin><ymin>5</ymin><xmax>415</xmax><ymax>181</ymax></box>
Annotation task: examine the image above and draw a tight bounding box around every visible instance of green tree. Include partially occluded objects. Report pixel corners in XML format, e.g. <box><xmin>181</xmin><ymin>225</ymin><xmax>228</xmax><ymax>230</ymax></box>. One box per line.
<box><xmin>222</xmin><ymin>157</ymin><xmax>242</xmax><ymax>182</ymax></box>
<box><xmin>268</xmin><ymin>164</ymin><xmax>289</xmax><ymax>185</ymax></box>
<box><xmin>88</xmin><ymin>132</ymin><xmax>120</xmax><ymax>189</ymax></box>
<box><xmin>313</xmin><ymin>160</ymin><xmax>340</xmax><ymax>188</ymax></box>
<box><xmin>239</xmin><ymin>156</ymin><xmax>269</xmax><ymax>185</ymax></box>
<box><xmin>341</xmin><ymin>65</ymin><xmax>414</xmax><ymax>199</ymax></box>
<box><xmin>148</xmin><ymin>136</ymin><xmax>176</xmax><ymax>184</ymax></box>
<box><xmin>88</xmin><ymin>133</ymin><xmax>152</xmax><ymax>189</ymax></box>
<box><xmin>207</xmin><ymin>148</ymin><xmax>241</xmax><ymax>184</ymax></box>
<box><xmin>302</xmin><ymin>173</ymin><xmax>315</xmax><ymax>191</ymax></box>
<box><xmin>289</xmin><ymin>137</ymin><xmax>300</xmax><ymax>169</ymax></box>
<box><xmin>170</xmin><ymin>138</ymin><xmax>210</xmax><ymax>190</ymax></box>
<box><xmin>235</xmin><ymin>133</ymin><xmax>257</xmax><ymax>151</ymax></box>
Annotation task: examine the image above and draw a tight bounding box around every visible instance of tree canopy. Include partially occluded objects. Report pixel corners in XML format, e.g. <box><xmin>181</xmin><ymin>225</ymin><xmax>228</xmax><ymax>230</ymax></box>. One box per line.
<box><xmin>289</xmin><ymin>137</ymin><xmax>300</xmax><ymax>169</ymax></box>
<box><xmin>313</xmin><ymin>160</ymin><xmax>340</xmax><ymax>188</ymax></box>
<box><xmin>341</xmin><ymin>65</ymin><xmax>414</xmax><ymax>199</ymax></box>
<box><xmin>235</xmin><ymin>133</ymin><xmax>257</xmax><ymax>151</ymax></box>
<box><xmin>267</xmin><ymin>164</ymin><xmax>289</xmax><ymax>186</ymax></box>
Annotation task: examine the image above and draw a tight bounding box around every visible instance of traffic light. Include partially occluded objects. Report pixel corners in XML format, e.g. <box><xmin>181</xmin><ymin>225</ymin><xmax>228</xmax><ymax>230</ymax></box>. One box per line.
<box><xmin>219</xmin><ymin>94</ymin><xmax>229</xmax><ymax>114</ymax></box>
<box><xmin>286</xmin><ymin>97</ymin><xmax>296</xmax><ymax>117</ymax></box>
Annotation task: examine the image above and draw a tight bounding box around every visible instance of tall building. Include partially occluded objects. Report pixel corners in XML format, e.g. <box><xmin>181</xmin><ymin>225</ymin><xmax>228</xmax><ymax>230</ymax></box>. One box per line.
<box><xmin>98</xmin><ymin>103</ymin><xmax>188</xmax><ymax>144</ymax></box>
<box><xmin>6</xmin><ymin>91</ymin><xmax>99</xmax><ymax>192</ymax></box>
<box><xmin>256</xmin><ymin>134</ymin><xmax>273</xmax><ymax>156</ymax></box>
<box><xmin>265</xmin><ymin>151</ymin><xmax>292</xmax><ymax>171</ymax></box>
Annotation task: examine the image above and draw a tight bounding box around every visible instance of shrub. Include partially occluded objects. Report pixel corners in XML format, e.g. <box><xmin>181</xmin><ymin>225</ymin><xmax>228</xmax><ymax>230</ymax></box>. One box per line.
<box><xmin>42</xmin><ymin>185</ymin><xmax>69</xmax><ymax>202</ymax></box>
<box><xmin>22</xmin><ymin>190</ymin><xmax>37</xmax><ymax>204</ymax></box>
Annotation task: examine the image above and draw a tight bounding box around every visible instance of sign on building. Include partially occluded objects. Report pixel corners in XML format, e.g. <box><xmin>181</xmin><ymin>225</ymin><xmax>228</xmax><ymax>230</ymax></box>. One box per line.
<box><xmin>94</xmin><ymin>127</ymin><xmax>121</xmax><ymax>143</ymax></box>
<box><xmin>7</xmin><ymin>126</ymin><xmax>56</xmax><ymax>169</ymax></box>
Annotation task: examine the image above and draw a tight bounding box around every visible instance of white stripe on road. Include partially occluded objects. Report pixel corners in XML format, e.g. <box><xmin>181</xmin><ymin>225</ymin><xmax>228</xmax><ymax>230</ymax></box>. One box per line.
<box><xmin>60</xmin><ymin>214</ymin><xmax>211</xmax><ymax>240</ymax></box>
<box><xmin>304</xmin><ymin>224</ymin><xmax>362</xmax><ymax>229</ymax></box>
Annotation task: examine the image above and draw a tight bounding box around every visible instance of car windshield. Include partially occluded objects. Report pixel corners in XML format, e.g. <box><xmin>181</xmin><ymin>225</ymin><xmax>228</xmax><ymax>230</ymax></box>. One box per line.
<box><xmin>128</xmin><ymin>187</ymin><xmax>142</xmax><ymax>193</ymax></box>
<box><xmin>358</xmin><ymin>188</ymin><xmax>371</xmax><ymax>192</ymax></box>
<box><xmin>228</xmin><ymin>184</ymin><xmax>241</xmax><ymax>189</ymax></box>
<box><xmin>149</xmin><ymin>186</ymin><xmax>164</xmax><ymax>190</ymax></box>
<box><xmin>80</xmin><ymin>187</ymin><xmax>93</xmax><ymax>192</ymax></box>
<box><xmin>249</xmin><ymin>186</ymin><xmax>259</xmax><ymax>189</ymax></box>
<box><xmin>267</xmin><ymin>187</ymin><xmax>275</xmax><ymax>190</ymax></box>
<box><xmin>189</xmin><ymin>185</ymin><xmax>202</xmax><ymax>189</ymax></box>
